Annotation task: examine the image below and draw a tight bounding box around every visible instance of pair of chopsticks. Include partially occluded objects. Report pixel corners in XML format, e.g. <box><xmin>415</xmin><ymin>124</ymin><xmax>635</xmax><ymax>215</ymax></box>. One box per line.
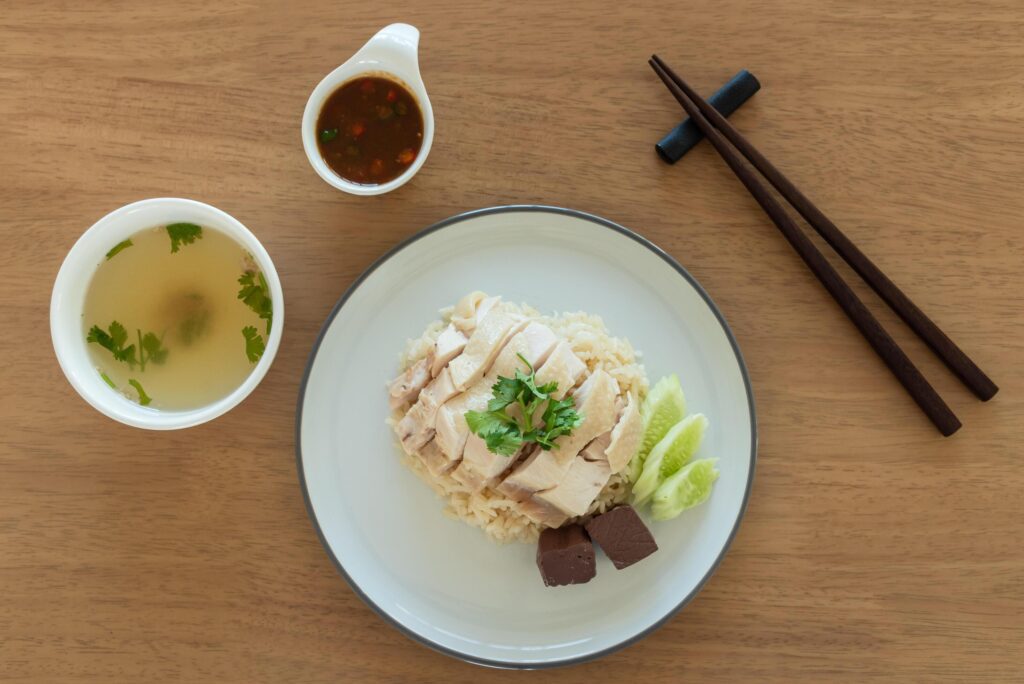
<box><xmin>650</xmin><ymin>55</ymin><xmax>997</xmax><ymax>436</ymax></box>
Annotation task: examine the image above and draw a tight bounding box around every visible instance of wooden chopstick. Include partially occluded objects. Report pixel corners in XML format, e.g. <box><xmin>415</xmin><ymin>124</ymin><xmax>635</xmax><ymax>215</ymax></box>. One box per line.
<box><xmin>651</xmin><ymin>55</ymin><xmax>997</xmax><ymax>403</ymax></box>
<box><xmin>649</xmin><ymin>55</ymin><xmax>963</xmax><ymax>436</ymax></box>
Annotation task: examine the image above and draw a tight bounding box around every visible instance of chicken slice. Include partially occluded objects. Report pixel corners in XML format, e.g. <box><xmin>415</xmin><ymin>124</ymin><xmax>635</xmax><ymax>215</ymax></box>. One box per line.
<box><xmin>388</xmin><ymin>323</ymin><xmax>468</xmax><ymax>411</ymax></box>
<box><xmin>447</xmin><ymin>309</ymin><xmax>527</xmax><ymax>391</ymax></box>
<box><xmin>450</xmin><ymin>439</ymin><xmax>519</xmax><ymax>491</ymax></box>
<box><xmin>434</xmin><ymin>392</ymin><xmax>488</xmax><ymax>462</ymax></box>
<box><xmin>429</xmin><ymin>324</ymin><xmax>468</xmax><ymax>377</ymax></box>
<box><xmin>604</xmin><ymin>394</ymin><xmax>643</xmax><ymax>474</ymax></box>
<box><xmin>497</xmin><ymin>370</ymin><xmax>620</xmax><ymax>501</ymax></box>
<box><xmin>417</xmin><ymin>439</ymin><xmax>459</xmax><ymax>477</ymax></box>
<box><xmin>580</xmin><ymin>431</ymin><xmax>612</xmax><ymax>463</ymax></box>
<box><xmin>540</xmin><ymin>369</ymin><xmax>620</xmax><ymax>460</ymax></box>
<box><xmin>491</xmin><ymin>446</ymin><xmax>560</xmax><ymax>502</ymax></box>
<box><xmin>518</xmin><ymin>455</ymin><xmax>612</xmax><ymax>528</ymax></box>
<box><xmin>534</xmin><ymin>341</ymin><xmax>587</xmax><ymax>400</ymax></box>
<box><xmin>395</xmin><ymin>367</ymin><xmax>458</xmax><ymax>454</ymax></box>
<box><xmin>388</xmin><ymin>357</ymin><xmax>431</xmax><ymax>411</ymax></box>
<box><xmin>473</xmin><ymin>296</ymin><xmax>501</xmax><ymax>326</ymax></box>
<box><xmin>451</xmin><ymin>293</ymin><xmax>501</xmax><ymax>335</ymax></box>
<box><xmin>436</xmin><ymin>322</ymin><xmax>559</xmax><ymax>463</ymax></box>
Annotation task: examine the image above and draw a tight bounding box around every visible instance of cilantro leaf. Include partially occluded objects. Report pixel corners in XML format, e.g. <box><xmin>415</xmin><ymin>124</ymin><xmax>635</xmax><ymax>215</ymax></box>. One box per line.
<box><xmin>238</xmin><ymin>270</ymin><xmax>273</xmax><ymax>334</ymax></box>
<box><xmin>128</xmin><ymin>378</ymin><xmax>152</xmax><ymax>406</ymax></box>
<box><xmin>242</xmin><ymin>326</ymin><xmax>265</xmax><ymax>363</ymax></box>
<box><xmin>141</xmin><ymin>332</ymin><xmax>168</xmax><ymax>366</ymax></box>
<box><xmin>484</xmin><ymin>426</ymin><xmax>523</xmax><ymax>456</ymax></box>
<box><xmin>100</xmin><ymin>371</ymin><xmax>116</xmax><ymax>388</ymax></box>
<box><xmin>166</xmin><ymin>222</ymin><xmax>203</xmax><ymax>253</ymax></box>
<box><xmin>538</xmin><ymin>380</ymin><xmax>559</xmax><ymax>395</ymax></box>
<box><xmin>514</xmin><ymin>353</ymin><xmax>551</xmax><ymax>402</ymax></box>
<box><xmin>487</xmin><ymin>375</ymin><xmax>522</xmax><ymax>411</ymax></box>
<box><xmin>127</xmin><ymin>328</ymin><xmax>167</xmax><ymax>372</ymax></box>
<box><xmin>539</xmin><ymin>397</ymin><xmax>584</xmax><ymax>449</ymax></box>
<box><xmin>108</xmin><ymin>320</ymin><xmax>128</xmax><ymax>349</ymax></box>
<box><xmin>105</xmin><ymin>239</ymin><xmax>133</xmax><ymax>260</ymax></box>
<box><xmin>87</xmin><ymin>321</ymin><xmax>137</xmax><ymax>368</ymax></box>
<box><xmin>465</xmin><ymin>409</ymin><xmax>512</xmax><ymax>436</ymax></box>
<box><xmin>320</xmin><ymin>128</ymin><xmax>339</xmax><ymax>142</ymax></box>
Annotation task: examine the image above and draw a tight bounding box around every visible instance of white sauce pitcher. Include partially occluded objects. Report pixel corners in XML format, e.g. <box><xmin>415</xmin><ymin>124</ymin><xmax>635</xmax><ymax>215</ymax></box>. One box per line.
<box><xmin>302</xmin><ymin>23</ymin><xmax>434</xmax><ymax>196</ymax></box>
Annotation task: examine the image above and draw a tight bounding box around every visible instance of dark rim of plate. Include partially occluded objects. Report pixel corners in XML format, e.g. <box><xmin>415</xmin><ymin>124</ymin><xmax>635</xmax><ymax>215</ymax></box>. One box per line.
<box><xmin>294</xmin><ymin>205</ymin><xmax>758</xmax><ymax>670</ymax></box>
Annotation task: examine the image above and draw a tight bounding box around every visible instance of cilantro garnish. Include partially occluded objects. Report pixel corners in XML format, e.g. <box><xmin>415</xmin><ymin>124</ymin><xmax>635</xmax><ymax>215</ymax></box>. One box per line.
<box><xmin>128</xmin><ymin>379</ymin><xmax>152</xmax><ymax>406</ymax></box>
<box><xmin>87</xmin><ymin>321</ymin><xmax>167</xmax><ymax>371</ymax></box>
<box><xmin>138</xmin><ymin>330</ymin><xmax>168</xmax><ymax>370</ymax></box>
<box><xmin>105</xmin><ymin>239</ymin><xmax>133</xmax><ymax>260</ymax></box>
<box><xmin>87</xmin><ymin>321</ymin><xmax>137</xmax><ymax>368</ymax></box>
<box><xmin>464</xmin><ymin>354</ymin><xmax>583</xmax><ymax>457</ymax></box>
<box><xmin>238</xmin><ymin>269</ymin><xmax>273</xmax><ymax>334</ymax></box>
<box><xmin>166</xmin><ymin>222</ymin><xmax>203</xmax><ymax>253</ymax></box>
<box><xmin>242</xmin><ymin>326</ymin><xmax>265</xmax><ymax>363</ymax></box>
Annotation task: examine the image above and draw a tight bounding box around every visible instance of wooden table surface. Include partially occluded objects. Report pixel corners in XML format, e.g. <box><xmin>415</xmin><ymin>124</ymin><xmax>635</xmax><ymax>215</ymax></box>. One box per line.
<box><xmin>2</xmin><ymin>0</ymin><xmax>1022</xmax><ymax>681</ymax></box>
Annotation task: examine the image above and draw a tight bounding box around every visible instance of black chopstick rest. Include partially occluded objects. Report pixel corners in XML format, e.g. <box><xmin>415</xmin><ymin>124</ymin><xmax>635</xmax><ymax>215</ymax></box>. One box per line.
<box><xmin>655</xmin><ymin>70</ymin><xmax>761</xmax><ymax>164</ymax></box>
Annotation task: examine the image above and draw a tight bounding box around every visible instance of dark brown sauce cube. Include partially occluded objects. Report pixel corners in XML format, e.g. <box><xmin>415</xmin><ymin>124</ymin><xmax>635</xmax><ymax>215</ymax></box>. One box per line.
<box><xmin>584</xmin><ymin>505</ymin><xmax>658</xmax><ymax>570</ymax></box>
<box><xmin>536</xmin><ymin>524</ymin><xmax>596</xmax><ymax>587</ymax></box>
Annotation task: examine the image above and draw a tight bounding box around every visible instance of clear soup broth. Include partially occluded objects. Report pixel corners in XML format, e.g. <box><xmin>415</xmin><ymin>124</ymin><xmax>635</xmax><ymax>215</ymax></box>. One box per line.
<box><xmin>82</xmin><ymin>224</ymin><xmax>273</xmax><ymax>410</ymax></box>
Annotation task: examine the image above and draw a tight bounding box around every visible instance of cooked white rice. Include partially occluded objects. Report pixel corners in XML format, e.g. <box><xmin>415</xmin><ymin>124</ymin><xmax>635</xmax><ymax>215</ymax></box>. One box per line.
<box><xmin>390</xmin><ymin>298</ymin><xmax>648</xmax><ymax>543</ymax></box>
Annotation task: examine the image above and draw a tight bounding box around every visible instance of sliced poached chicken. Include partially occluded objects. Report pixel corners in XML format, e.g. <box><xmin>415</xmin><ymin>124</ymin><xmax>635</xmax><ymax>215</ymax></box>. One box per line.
<box><xmin>429</xmin><ymin>323</ymin><xmax>468</xmax><ymax>377</ymax></box>
<box><xmin>396</xmin><ymin>306</ymin><xmax>520</xmax><ymax>454</ymax></box>
<box><xmin>580</xmin><ymin>430</ymin><xmax>613</xmax><ymax>463</ymax></box>
<box><xmin>393</xmin><ymin>294</ymin><xmax>642</xmax><ymax>533</ymax></box>
<box><xmin>497</xmin><ymin>369</ymin><xmax>620</xmax><ymax>501</ymax></box>
<box><xmin>518</xmin><ymin>454</ymin><xmax>612</xmax><ymax>528</ymax></box>
<box><xmin>451</xmin><ymin>337</ymin><xmax>588</xmax><ymax>492</ymax></box>
<box><xmin>604</xmin><ymin>393</ymin><xmax>642</xmax><ymax>474</ymax></box>
<box><xmin>534</xmin><ymin>341</ymin><xmax>587</xmax><ymax>400</ymax></box>
<box><xmin>396</xmin><ymin>367</ymin><xmax>458</xmax><ymax>454</ymax></box>
<box><xmin>450</xmin><ymin>292</ymin><xmax>499</xmax><ymax>335</ymax></box>
<box><xmin>435</xmin><ymin>322</ymin><xmax>559</xmax><ymax>474</ymax></box>
<box><xmin>519</xmin><ymin>395</ymin><xmax>653</xmax><ymax>527</ymax></box>
<box><xmin>447</xmin><ymin>308</ymin><xmax>526</xmax><ymax>391</ymax></box>
<box><xmin>387</xmin><ymin>324</ymin><xmax>467</xmax><ymax>411</ymax></box>
<box><xmin>387</xmin><ymin>357</ymin><xmax>431</xmax><ymax>411</ymax></box>
<box><xmin>418</xmin><ymin>439</ymin><xmax>459</xmax><ymax>477</ymax></box>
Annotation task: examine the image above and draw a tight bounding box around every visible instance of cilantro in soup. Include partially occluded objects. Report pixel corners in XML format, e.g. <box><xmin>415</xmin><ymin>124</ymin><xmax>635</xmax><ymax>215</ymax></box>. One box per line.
<box><xmin>315</xmin><ymin>76</ymin><xmax>424</xmax><ymax>185</ymax></box>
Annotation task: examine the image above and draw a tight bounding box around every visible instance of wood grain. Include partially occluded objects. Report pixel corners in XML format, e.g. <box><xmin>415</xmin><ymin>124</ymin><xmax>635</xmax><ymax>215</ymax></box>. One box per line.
<box><xmin>1</xmin><ymin>1</ymin><xmax>1022</xmax><ymax>681</ymax></box>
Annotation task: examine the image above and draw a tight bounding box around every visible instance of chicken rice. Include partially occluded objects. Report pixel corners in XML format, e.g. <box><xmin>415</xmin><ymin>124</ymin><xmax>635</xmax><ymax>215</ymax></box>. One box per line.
<box><xmin>387</xmin><ymin>292</ymin><xmax>648</xmax><ymax>543</ymax></box>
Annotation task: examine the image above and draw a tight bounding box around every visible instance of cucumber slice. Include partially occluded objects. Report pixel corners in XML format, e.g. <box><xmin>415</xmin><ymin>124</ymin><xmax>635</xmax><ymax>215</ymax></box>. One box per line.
<box><xmin>627</xmin><ymin>374</ymin><xmax>686</xmax><ymax>482</ymax></box>
<box><xmin>650</xmin><ymin>458</ymin><xmax>719</xmax><ymax>521</ymax></box>
<box><xmin>631</xmin><ymin>413</ymin><xmax>707</xmax><ymax>505</ymax></box>
<box><xmin>658</xmin><ymin>413</ymin><xmax>706</xmax><ymax>479</ymax></box>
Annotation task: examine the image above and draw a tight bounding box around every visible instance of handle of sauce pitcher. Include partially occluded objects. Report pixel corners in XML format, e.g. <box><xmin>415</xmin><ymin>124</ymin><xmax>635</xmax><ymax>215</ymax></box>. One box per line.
<box><xmin>362</xmin><ymin>23</ymin><xmax>421</xmax><ymax>77</ymax></box>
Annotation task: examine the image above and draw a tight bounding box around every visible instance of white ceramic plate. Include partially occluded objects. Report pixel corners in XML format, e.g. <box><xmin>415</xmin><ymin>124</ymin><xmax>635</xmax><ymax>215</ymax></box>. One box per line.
<box><xmin>296</xmin><ymin>206</ymin><xmax>756</xmax><ymax>668</ymax></box>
